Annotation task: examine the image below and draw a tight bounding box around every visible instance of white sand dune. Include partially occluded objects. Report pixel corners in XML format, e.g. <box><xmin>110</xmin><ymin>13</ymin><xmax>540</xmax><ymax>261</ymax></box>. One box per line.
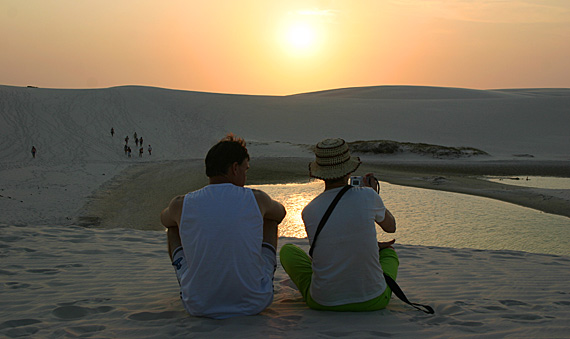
<box><xmin>2</xmin><ymin>225</ymin><xmax>569</xmax><ymax>338</ymax></box>
<box><xmin>1</xmin><ymin>84</ymin><xmax>569</xmax><ymax>164</ymax></box>
<box><xmin>1</xmin><ymin>84</ymin><xmax>569</xmax><ymax>337</ymax></box>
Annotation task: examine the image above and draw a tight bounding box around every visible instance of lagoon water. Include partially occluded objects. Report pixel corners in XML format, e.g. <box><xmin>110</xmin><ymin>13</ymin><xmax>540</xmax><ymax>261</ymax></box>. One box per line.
<box><xmin>248</xmin><ymin>181</ymin><xmax>570</xmax><ymax>256</ymax></box>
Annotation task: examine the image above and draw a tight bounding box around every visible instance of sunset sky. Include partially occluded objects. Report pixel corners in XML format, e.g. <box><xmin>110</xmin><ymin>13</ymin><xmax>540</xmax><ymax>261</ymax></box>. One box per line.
<box><xmin>2</xmin><ymin>0</ymin><xmax>569</xmax><ymax>95</ymax></box>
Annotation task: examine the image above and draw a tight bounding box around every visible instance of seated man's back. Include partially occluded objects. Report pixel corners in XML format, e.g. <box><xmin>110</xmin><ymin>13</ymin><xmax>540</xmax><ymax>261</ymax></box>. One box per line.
<box><xmin>161</xmin><ymin>134</ymin><xmax>286</xmax><ymax>319</ymax></box>
<box><xmin>178</xmin><ymin>183</ymin><xmax>273</xmax><ymax>318</ymax></box>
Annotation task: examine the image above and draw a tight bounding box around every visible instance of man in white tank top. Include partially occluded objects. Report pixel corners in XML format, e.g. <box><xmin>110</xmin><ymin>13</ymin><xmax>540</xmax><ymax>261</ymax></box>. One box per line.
<box><xmin>161</xmin><ymin>134</ymin><xmax>286</xmax><ymax>319</ymax></box>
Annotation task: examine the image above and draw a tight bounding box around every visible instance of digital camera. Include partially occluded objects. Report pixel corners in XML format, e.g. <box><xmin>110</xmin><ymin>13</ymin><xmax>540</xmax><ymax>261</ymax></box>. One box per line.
<box><xmin>349</xmin><ymin>176</ymin><xmax>366</xmax><ymax>187</ymax></box>
<box><xmin>350</xmin><ymin>175</ymin><xmax>381</xmax><ymax>193</ymax></box>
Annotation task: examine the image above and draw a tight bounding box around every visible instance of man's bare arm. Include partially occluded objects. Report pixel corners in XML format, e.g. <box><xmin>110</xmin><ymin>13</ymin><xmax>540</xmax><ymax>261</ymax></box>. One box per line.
<box><xmin>364</xmin><ymin>172</ymin><xmax>395</xmax><ymax>232</ymax></box>
<box><xmin>161</xmin><ymin>195</ymin><xmax>184</xmax><ymax>228</ymax></box>
<box><xmin>252</xmin><ymin>189</ymin><xmax>286</xmax><ymax>223</ymax></box>
<box><xmin>378</xmin><ymin>209</ymin><xmax>396</xmax><ymax>233</ymax></box>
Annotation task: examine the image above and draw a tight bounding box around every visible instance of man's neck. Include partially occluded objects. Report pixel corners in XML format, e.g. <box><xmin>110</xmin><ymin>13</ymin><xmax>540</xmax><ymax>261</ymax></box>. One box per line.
<box><xmin>209</xmin><ymin>176</ymin><xmax>233</xmax><ymax>185</ymax></box>
<box><xmin>324</xmin><ymin>181</ymin><xmax>347</xmax><ymax>191</ymax></box>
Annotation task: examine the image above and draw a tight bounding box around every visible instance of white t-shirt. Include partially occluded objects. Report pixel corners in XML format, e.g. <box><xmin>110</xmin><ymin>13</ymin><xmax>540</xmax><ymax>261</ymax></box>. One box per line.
<box><xmin>178</xmin><ymin>183</ymin><xmax>273</xmax><ymax>319</ymax></box>
<box><xmin>302</xmin><ymin>186</ymin><xmax>387</xmax><ymax>306</ymax></box>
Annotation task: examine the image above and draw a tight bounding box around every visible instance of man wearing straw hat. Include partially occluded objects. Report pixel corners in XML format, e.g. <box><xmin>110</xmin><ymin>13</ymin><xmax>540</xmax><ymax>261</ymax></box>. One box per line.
<box><xmin>280</xmin><ymin>138</ymin><xmax>398</xmax><ymax>311</ymax></box>
<box><xmin>161</xmin><ymin>134</ymin><xmax>286</xmax><ymax>319</ymax></box>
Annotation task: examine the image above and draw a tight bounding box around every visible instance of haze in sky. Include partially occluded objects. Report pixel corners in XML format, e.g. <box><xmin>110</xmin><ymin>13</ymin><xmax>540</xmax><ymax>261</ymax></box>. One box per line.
<box><xmin>1</xmin><ymin>0</ymin><xmax>569</xmax><ymax>95</ymax></box>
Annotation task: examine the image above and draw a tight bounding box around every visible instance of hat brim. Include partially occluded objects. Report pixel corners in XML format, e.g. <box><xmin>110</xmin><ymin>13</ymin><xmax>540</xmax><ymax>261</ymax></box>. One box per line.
<box><xmin>309</xmin><ymin>156</ymin><xmax>361</xmax><ymax>180</ymax></box>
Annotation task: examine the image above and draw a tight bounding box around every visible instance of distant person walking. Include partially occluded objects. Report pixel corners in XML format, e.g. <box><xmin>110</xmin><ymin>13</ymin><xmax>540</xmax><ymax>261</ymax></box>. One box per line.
<box><xmin>139</xmin><ymin>137</ymin><xmax>143</xmax><ymax>147</ymax></box>
<box><xmin>134</xmin><ymin>132</ymin><xmax>137</xmax><ymax>140</ymax></box>
<box><xmin>148</xmin><ymin>144</ymin><xmax>152</xmax><ymax>155</ymax></box>
<box><xmin>135</xmin><ymin>137</ymin><xmax>139</xmax><ymax>147</ymax></box>
<box><xmin>111</xmin><ymin>127</ymin><xmax>115</xmax><ymax>137</ymax></box>
<box><xmin>31</xmin><ymin>146</ymin><xmax>37</xmax><ymax>158</ymax></box>
<box><xmin>125</xmin><ymin>136</ymin><xmax>129</xmax><ymax>145</ymax></box>
<box><xmin>124</xmin><ymin>144</ymin><xmax>128</xmax><ymax>155</ymax></box>
<box><xmin>127</xmin><ymin>146</ymin><xmax>132</xmax><ymax>158</ymax></box>
<box><xmin>139</xmin><ymin>147</ymin><xmax>144</xmax><ymax>157</ymax></box>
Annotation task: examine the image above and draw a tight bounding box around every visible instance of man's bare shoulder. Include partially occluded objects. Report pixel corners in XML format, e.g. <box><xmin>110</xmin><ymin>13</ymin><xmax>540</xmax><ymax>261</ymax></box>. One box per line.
<box><xmin>172</xmin><ymin>194</ymin><xmax>185</xmax><ymax>203</ymax></box>
<box><xmin>168</xmin><ymin>195</ymin><xmax>186</xmax><ymax>215</ymax></box>
<box><xmin>162</xmin><ymin>194</ymin><xmax>186</xmax><ymax>228</ymax></box>
<box><xmin>251</xmin><ymin>188</ymin><xmax>279</xmax><ymax>205</ymax></box>
<box><xmin>168</xmin><ymin>194</ymin><xmax>185</xmax><ymax>207</ymax></box>
<box><xmin>250</xmin><ymin>188</ymin><xmax>286</xmax><ymax>221</ymax></box>
<box><xmin>250</xmin><ymin>188</ymin><xmax>269</xmax><ymax>199</ymax></box>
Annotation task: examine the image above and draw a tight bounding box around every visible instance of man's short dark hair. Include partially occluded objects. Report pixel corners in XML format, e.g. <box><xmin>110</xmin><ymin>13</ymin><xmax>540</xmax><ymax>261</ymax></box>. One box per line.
<box><xmin>205</xmin><ymin>134</ymin><xmax>250</xmax><ymax>177</ymax></box>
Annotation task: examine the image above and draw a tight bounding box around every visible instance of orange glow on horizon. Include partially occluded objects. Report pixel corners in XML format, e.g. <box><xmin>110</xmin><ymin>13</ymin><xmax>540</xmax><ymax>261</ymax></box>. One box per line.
<box><xmin>1</xmin><ymin>1</ymin><xmax>569</xmax><ymax>95</ymax></box>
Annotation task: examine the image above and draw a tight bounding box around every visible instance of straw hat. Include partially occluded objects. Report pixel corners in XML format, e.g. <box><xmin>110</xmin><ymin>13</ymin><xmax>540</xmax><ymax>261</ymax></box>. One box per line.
<box><xmin>309</xmin><ymin>138</ymin><xmax>361</xmax><ymax>180</ymax></box>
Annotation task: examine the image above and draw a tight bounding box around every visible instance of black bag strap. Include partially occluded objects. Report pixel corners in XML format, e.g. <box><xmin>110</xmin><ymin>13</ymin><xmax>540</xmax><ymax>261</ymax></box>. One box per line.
<box><xmin>383</xmin><ymin>273</ymin><xmax>435</xmax><ymax>314</ymax></box>
<box><xmin>309</xmin><ymin>185</ymin><xmax>352</xmax><ymax>257</ymax></box>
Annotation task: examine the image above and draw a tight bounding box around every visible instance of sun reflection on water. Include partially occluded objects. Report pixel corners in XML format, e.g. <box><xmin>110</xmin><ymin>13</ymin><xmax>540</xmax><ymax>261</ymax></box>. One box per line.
<box><xmin>248</xmin><ymin>181</ymin><xmax>322</xmax><ymax>238</ymax></box>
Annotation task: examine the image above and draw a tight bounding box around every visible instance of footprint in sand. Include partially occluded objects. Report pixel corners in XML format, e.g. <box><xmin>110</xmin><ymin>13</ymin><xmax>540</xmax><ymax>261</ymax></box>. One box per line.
<box><xmin>54</xmin><ymin>263</ymin><xmax>84</xmax><ymax>269</ymax></box>
<box><xmin>501</xmin><ymin>313</ymin><xmax>543</xmax><ymax>321</ymax></box>
<box><xmin>483</xmin><ymin>306</ymin><xmax>508</xmax><ymax>311</ymax></box>
<box><xmin>499</xmin><ymin>299</ymin><xmax>529</xmax><ymax>306</ymax></box>
<box><xmin>4</xmin><ymin>282</ymin><xmax>31</xmax><ymax>289</ymax></box>
<box><xmin>0</xmin><ymin>319</ymin><xmax>42</xmax><ymax>330</ymax></box>
<box><xmin>52</xmin><ymin>305</ymin><xmax>114</xmax><ymax>320</ymax></box>
<box><xmin>0</xmin><ymin>235</ymin><xmax>24</xmax><ymax>243</ymax></box>
<box><xmin>118</xmin><ymin>236</ymin><xmax>148</xmax><ymax>243</ymax></box>
<box><xmin>320</xmin><ymin>330</ymin><xmax>392</xmax><ymax>337</ymax></box>
<box><xmin>127</xmin><ymin>311</ymin><xmax>181</xmax><ymax>321</ymax></box>
<box><xmin>449</xmin><ymin>320</ymin><xmax>484</xmax><ymax>327</ymax></box>
<box><xmin>0</xmin><ymin>319</ymin><xmax>42</xmax><ymax>338</ymax></box>
<box><xmin>66</xmin><ymin>325</ymin><xmax>106</xmax><ymax>336</ymax></box>
<box><xmin>26</xmin><ymin>268</ymin><xmax>60</xmax><ymax>275</ymax></box>
<box><xmin>52</xmin><ymin>306</ymin><xmax>90</xmax><ymax>320</ymax></box>
<box><xmin>0</xmin><ymin>269</ymin><xmax>17</xmax><ymax>276</ymax></box>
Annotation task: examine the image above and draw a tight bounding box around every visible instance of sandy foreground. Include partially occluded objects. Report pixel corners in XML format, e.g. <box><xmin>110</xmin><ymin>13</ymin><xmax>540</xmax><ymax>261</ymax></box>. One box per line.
<box><xmin>2</xmin><ymin>224</ymin><xmax>569</xmax><ymax>338</ymax></box>
<box><xmin>2</xmin><ymin>156</ymin><xmax>570</xmax><ymax>338</ymax></box>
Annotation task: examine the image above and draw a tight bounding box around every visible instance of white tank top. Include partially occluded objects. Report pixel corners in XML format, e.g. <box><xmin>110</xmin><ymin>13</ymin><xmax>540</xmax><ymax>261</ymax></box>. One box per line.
<box><xmin>178</xmin><ymin>183</ymin><xmax>273</xmax><ymax>319</ymax></box>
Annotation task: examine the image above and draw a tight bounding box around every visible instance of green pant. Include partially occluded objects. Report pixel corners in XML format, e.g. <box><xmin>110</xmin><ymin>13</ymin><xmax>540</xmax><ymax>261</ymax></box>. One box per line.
<box><xmin>279</xmin><ymin>244</ymin><xmax>399</xmax><ymax>311</ymax></box>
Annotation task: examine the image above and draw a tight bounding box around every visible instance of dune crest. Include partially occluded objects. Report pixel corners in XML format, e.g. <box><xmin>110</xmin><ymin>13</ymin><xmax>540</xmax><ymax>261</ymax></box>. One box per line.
<box><xmin>1</xmin><ymin>84</ymin><xmax>569</xmax><ymax>165</ymax></box>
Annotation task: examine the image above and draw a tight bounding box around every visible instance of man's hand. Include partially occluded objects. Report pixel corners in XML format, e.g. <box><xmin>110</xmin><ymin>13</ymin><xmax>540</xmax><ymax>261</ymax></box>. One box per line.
<box><xmin>378</xmin><ymin>239</ymin><xmax>395</xmax><ymax>250</ymax></box>
<box><xmin>363</xmin><ymin>173</ymin><xmax>375</xmax><ymax>187</ymax></box>
<box><xmin>364</xmin><ymin>173</ymin><xmax>380</xmax><ymax>192</ymax></box>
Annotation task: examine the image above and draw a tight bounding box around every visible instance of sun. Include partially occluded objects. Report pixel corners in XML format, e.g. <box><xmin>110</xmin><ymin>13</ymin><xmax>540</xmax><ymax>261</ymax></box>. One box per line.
<box><xmin>277</xmin><ymin>14</ymin><xmax>326</xmax><ymax>58</ymax></box>
<box><xmin>286</xmin><ymin>23</ymin><xmax>316</xmax><ymax>50</ymax></box>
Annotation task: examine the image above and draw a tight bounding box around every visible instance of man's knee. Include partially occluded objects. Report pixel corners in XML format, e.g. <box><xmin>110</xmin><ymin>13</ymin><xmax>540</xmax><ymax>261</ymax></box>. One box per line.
<box><xmin>167</xmin><ymin>227</ymin><xmax>182</xmax><ymax>260</ymax></box>
<box><xmin>279</xmin><ymin>244</ymin><xmax>309</xmax><ymax>268</ymax></box>
<box><xmin>279</xmin><ymin>243</ymin><xmax>297</xmax><ymax>257</ymax></box>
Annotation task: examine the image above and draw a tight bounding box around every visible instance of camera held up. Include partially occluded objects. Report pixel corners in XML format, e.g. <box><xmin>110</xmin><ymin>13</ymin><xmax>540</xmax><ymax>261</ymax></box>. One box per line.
<box><xmin>349</xmin><ymin>175</ymin><xmax>381</xmax><ymax>193</ymax></box>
